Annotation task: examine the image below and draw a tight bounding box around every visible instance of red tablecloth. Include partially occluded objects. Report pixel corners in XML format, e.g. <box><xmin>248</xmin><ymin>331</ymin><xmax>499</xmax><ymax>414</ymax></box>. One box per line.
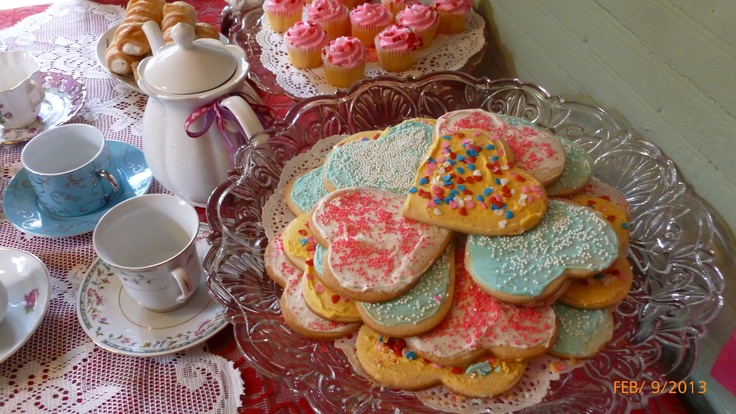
<box><xmin>0</xmin><ymin>1</ymin><xmax>692</xmax><ymax>413</ymax></box>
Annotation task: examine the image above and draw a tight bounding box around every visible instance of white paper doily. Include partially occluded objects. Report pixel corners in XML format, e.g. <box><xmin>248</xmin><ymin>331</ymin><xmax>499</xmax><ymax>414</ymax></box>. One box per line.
<box><xmin>257</xmin><ymin>7</ymin><xmax>486</xmax><ymax>98</ymax></box>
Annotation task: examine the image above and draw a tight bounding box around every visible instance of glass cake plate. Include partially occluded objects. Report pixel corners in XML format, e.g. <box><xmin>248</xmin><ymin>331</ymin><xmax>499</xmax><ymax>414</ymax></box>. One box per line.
<box><xmin>202</xmin><ymin>72</ymin><xmax>729</xmax><ymax>413</ymax></box>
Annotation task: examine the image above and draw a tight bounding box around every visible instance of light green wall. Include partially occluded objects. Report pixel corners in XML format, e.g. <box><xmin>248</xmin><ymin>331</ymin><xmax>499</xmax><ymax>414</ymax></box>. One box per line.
<box><xmin>472</xmin><ymin>0</ymin><xmax>736</xmax><ymax>411</ymax></box>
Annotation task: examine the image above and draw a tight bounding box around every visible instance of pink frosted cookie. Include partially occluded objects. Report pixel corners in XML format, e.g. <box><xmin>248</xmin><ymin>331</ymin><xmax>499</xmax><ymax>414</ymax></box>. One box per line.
<box><xmin>405</xmin><ymin>244</ymin><xmax>557</xmax><ymax>366</ymax></box>
<box><xmin>434</xmin><ymin>109</ymin><xmax>566</xmax><ymax>186</ymax></box>
<box><xmin>310</xmin><ymin>187</ymin><xmax>453</xmax><ymax>303</ymax></box>
<box><xmin>265</xmin><ymin>232</ymin><xmax>302</xmax><ymax>288</ymax></box>
<box><xmin>281</xmin><ymin>266</ymin><xmax>362</xmax><ymax>339</ymax></box>
<box><xmin>580</xmin><ymin>176</ymin><xmax>631</xmax><ymax>220</ymax></box>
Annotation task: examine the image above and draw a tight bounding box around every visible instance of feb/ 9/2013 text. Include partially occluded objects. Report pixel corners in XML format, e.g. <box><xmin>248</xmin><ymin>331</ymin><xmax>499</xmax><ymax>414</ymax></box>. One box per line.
<box><xmin>613</xmin><ymin>380</ymin><xmax>706</xmax><ymax>394</ymax></box>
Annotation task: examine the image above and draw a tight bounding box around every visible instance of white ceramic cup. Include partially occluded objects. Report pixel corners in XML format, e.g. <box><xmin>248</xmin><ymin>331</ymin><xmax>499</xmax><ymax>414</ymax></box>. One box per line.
<box><xmin>0</xmin><ymin>51</ymin><xmax>46</xmax><ymax>129</ymax></box>
<box><xmin>93</xmin><ymin>194</ymin><xmax>202</xmax><ymax>312</ymax></box>
<box><xmin>21</xmin><ymin>124</ymin><xmax>121</xmax><ymax>217</ymax></box>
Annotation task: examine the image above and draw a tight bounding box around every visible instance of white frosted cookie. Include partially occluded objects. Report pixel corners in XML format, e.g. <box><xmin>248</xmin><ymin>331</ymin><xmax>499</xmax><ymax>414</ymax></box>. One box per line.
<box><xmin>311</xmin><ymin>187</ymin><xmax>453</xmax><ymax>303</ymax></box>
<box><xmin>265</xmin><ymin>232</ymin><xmax>301</xmax><ymax>288</ymax></box>
<box><xmin>464</xmin><ymin>199</ymin><xmax>619</xmax><ymax>305</ymax></box>
<box><xmin>405</xmin><ymin>243</ymin><xmax>557</xmax><ymax>366</ymax></box>
<box><xmin>434</xmin><ymin>110</ymin><xmax>567</xmax><ymax>186</ymax></box>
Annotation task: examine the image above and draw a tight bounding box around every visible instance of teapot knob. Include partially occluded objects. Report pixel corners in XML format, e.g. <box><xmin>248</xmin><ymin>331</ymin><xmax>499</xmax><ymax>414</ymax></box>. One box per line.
<box><xmin>171</xmin><ymin>22</ymin><xmax>196</xmax><ymax>50</ymax></box>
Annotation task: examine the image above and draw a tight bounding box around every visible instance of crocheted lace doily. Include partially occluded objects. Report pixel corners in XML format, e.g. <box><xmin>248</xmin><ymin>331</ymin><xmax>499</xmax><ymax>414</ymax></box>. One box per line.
<box><xmin>256</xmin><ymin>8</ymin><xmax>486</xmax><ymax>98</ymax></box>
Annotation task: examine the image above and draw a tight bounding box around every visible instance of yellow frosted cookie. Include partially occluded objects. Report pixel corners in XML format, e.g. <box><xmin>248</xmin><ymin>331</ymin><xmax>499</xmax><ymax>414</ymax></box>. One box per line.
<box><xmin>355</xmin><ymin>325</ymin><xmax>527</xmax><ymax>398</ymax></box>
<box><xmin>302</xmin><ymin>260</ymin><xmax>361</xmax><ymax>323</ymax></box>
<box><xmin>282</xmin><ymin>212</ymin><xmax>317</xmax><ymax>272</ymax></box>
<box><xmin>559</xmin><ymin>256</ymin><xmax>634</xmax><ymax>309</ymax></box>
<box><xmin>403</xmin><ymin>129</ymin><xmax>548</xmax><ymax>236</ymax></box>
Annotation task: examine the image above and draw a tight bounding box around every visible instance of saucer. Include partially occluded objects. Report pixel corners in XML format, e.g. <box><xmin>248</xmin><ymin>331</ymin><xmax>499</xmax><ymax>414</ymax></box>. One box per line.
<box><xmin>1</xmin><ymin>72</ymin><xmax>87</xmax><ymax>145</ymax></box>
<box><xmin>2</xmin><ymin>140</ymin><xmax>152</xmax><ymax>237</ymax></box>
<box><xmin>77</xmin><ymin>225</ymin><xmax>228</xmax><ymax>357</ymax></box>
<box><xmin>0</xmin><ymin>247</ymin><xmax>51</xmax><ymax>364</ymax></box>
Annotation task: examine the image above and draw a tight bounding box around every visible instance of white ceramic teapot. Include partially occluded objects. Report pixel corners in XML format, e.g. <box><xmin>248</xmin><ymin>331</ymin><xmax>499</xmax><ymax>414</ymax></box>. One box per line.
<box><xmin>138</xmin><ymin>22</ymin><xmax>263</xmax><ymax>206</ymax></box>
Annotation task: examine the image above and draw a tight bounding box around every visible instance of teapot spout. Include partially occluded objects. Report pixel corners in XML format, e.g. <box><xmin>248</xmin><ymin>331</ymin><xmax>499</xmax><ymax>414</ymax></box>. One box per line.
<box><xmin>142</xmin><ymin>21</ymin><xmax>166</xmax><ymax>55</ymax></box>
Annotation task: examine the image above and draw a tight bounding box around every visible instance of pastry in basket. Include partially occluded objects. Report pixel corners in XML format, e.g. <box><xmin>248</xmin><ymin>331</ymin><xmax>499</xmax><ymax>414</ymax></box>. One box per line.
<box><xmin>464</xmin><ymin>199</ymin><xmax>620</xmax><ymax>305</ymax></box>
<box><xmin>374</xmin><ymin>25</ymin><xmax>422</xmax><ymax>72</ymax></box>
<box><xmin>580</xmin><ymin>176</ymin><xmax>632</xmax><ymax>220</ymax></box>
<box><xmin>545</xmin><ymin>135</ymin><xmax>594</xmax><ymax>196</ymax></box>
<box><xmin>265</xmin><ymin>231</ymin><xmax>300</xmax><ymax>288</ymax></box>
<box><xmin>434</xmin><ymin>109</ymin><xmax>567</xmax><ymax>186</ymax></box>
<box><xmin>402</xmin><ymin>129</ymin><xmax>548</xmax><ymax>236</ymax></box>
<box><xmin>355</xmin><ymin>325</ymin><xmax>527</xmax><ymax>398</ymax></box>
<box><xmin>568</xmin><ymin>194</ymin><xmax>631</xmax><ymax>254</ymax></box>
<box><xmin>434</xmin><ymin>0</ymin><xmax>473</xmax><ymax>35</ymax></box>
<box><xmin>322</xmin><ymin>119</ymin><xmax>435</xmax><ymax>193</ymax></box>
<box><xmin>548</xmin><ymin>303</ymin><xmax>615</xmax><ymax>359</ymax></box>
<box><xmin>559</xmin><ymin>255</ymin><xmax>634</xmax><ymax>310</ymax></box>
<box><xmin>161</xmin><ymin>2</ymin><xmax>219</xmax><ymax>44</ymax></box>
<box><xmin>282</xmin><ymin>212</ymin><xmax>318</xmax><ymax>271</ymax></box>
<box><xmin>113</xmin><ymin>0</ymin><xmax>165</xmax><ymax>57</ymax></box>
<box><xmin>405</xmin><ymin>244</ymin><xmax>557</xmax><ymax>366</ymax></box>
<box><xmin>321</xmin><ymin>36</ymin><xmax>367</xmax><ymax>89</ymax></box>
<box><xmin>310</xmin><ymin>187</ymin><xmax>453</xmax><ymax>303</ymax></box>
<box><xmin>285</xmin><ymin>166</ymin><xmax>330</xmax><ymax>215</ymax></box>
<box><xmin>281</xmin><ymin>265</ymin><xmax>362</xmax><ymax>339</ymax></box>
<box><xmin>395</xmin><ymin>3</ymin><xmax>440</xmax><ymax>50</ymax></box>
<box><xmin>301</xmin><ymin>263</ymin><xmax>362</xmax><ymax>323</ymax></box>
<box><xmin>355</xmin><ymin>243</ymin><xmax>456</xmax><ymax>338</ymax></box>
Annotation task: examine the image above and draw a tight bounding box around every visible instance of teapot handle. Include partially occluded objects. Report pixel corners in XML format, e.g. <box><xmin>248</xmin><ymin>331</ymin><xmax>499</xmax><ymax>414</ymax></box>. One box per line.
<box><xmin>219</xmin><ymin>95</ymin><xmax>264</xmax><ymax>141</ymax></box>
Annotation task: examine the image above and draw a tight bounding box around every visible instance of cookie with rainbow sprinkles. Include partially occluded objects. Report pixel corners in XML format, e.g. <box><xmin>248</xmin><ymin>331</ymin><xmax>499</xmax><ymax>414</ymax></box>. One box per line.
<box><xmin>559</xmin><ymin>255</ymin><xmax>634</xmax><ymax>310</ymax></box>
<box><xmin>402</xmin><ymin>129</ymin><xmax>548</xmax><ymax>236</ymax></box>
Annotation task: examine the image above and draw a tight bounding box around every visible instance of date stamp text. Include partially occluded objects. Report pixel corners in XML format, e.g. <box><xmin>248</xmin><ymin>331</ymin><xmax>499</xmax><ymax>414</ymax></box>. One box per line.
<box><xmin>613</xmin><ymin>380</ymin><xmax>706</xmax><ymax>394</ymax></box>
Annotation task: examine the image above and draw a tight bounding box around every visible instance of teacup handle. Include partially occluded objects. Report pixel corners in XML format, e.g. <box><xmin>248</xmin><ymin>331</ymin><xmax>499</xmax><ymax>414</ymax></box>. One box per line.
<box><xmin>171</xmin><ymin>267</ymin><xmax>195</xmax><ymax>303</ymax></box>
<box><xmin>28</xmin><ymin>80</ymin><xmax>45</xmax><ymax>107</ymax></box>
<box><xmin>96</xmin><ymin>169</ymin><xmax>120</xmax><ymax>200</ymax></box>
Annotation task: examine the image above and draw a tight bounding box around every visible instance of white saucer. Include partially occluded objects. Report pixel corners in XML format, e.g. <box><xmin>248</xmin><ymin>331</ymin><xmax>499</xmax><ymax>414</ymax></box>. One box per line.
<box><xmin>77</xmin><ymin>225</ymin><xmax>228</xmax><ymax>357</ymax></box>
<box><xmin>1</xmin><ymin>72</ymin><xmax>87</xmax><ymax>145</ymax></box>
<box><xmin>2</xmin><ymin>140</ymin><xmax>152</xmax><ymax>238</ymax></box>
<box><xmin>0</xmin><ymin>247</ymin><xmax>51</xmax><ymax>364</ymax></box>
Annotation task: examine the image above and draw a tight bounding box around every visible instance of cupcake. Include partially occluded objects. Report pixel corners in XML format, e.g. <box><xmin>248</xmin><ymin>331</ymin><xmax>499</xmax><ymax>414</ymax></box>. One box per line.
<box><xmin>306</xmin><ymin>0</ymin><xmax>351</xmax><ymax>40</ymax></box>
<box><xmin>396</xmin><ymin>3</ymin><xmax>440</xmax><ymax>49</ymax></box>
<box><xmin>381</xmin><ymin>0</ymin><xmax>419</xmax><ymax>18</ymax></box>
<box><xmin>263</xmin><ymin>0</ymin><xmax>304</xmax><ymax>33</ymax></box>
<box><xmin>285</xmin><ymin>21</ymin><xmax>331</xmax><ymax>69</ymax></box>
<box><xmin>350</xmin><ymin>3</ymin><xmax>393</xmax><ymax>47</ymax></box>
<box><xmin>374</xmin><ymin>24</ymin><xmax>421</xmax><ymax>72</ymax></box>
<box><xmin>434</xmin><ymin>0</ymin><xmax>472</xmax><ymax>34</ymax></box>
<box><xmin>321</xmin><ymin>36</ymin><xmax>366</xmax><ymax>88</ymax></box>
<box><xmin>342</xmin><ymin>0</ymin><xmax>371</xmax><ymax>10</ymax></box>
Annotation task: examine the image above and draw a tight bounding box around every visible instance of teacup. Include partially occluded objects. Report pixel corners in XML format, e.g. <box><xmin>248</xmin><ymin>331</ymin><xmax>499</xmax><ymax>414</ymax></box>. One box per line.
<box><xmin>93</xmin><ymin>194</ymin><xmax>202</xmax><ymax>312</ymax></box>
<box><xmin>21</xmin><ymin>124</ymin><xmax>121</xmax><ymax>217</ymax></box>
<box><xmin>0</xmin><ymin>51</ymin><xmax>46</xmax><ymax>129</ymax></box>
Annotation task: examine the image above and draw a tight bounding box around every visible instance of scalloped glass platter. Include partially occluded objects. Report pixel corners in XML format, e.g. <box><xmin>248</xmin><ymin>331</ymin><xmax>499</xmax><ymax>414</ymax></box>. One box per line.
<box><xmin>226</xmin><ymin>7</ymin><xmax>487</xmax><ymax>100</ymax></box>
<box><xmin>202</xmin><ymin>72</ymin><xmax>728</xmax><ymax>413</ymax></box>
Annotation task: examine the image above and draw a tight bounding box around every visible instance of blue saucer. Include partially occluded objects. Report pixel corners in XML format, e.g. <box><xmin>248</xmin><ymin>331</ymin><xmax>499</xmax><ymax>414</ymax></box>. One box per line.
<box><xmin>2</xmin><ymin>140</ymin><xmax>152</xmax><ymax>237</ymax></box>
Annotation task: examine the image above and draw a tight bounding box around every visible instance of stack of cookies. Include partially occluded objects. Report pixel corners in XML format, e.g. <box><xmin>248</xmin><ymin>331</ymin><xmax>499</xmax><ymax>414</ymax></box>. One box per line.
<box><xmin>265</xmin><ymin>110</ymin><xmax>633</xmax><ymax>398</ymax></box>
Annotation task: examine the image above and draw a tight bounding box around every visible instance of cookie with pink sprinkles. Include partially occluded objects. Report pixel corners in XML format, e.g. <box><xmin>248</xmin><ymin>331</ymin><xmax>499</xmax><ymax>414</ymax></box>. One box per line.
<box><xmin>310</xmin><ymin>187</ymin><xmax>453</xmax><ymax>303</ymax></box>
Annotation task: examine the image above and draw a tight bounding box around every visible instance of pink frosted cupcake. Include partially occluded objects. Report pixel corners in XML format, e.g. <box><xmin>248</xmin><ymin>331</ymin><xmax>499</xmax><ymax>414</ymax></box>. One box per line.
<box><xmin>374</xmin><ymin>24</ymin><xmax>421</xmax><ymax>72</ymax></box>
<box><xmin>381</xmin><ymin>0</ymin><xmax>419</xmax><ymax>18</ymax></box>
<box><xmin>321</xmin><ymin>36</ymin><xmax>366</xmax><ymax>88</ymax></box>
<box><xmin>396</xmin><ymin>3</ymin><xmax>440</xmax><ymax>49</ymax></box>
<box><xmin>285</xmin><ymin>21</ymin><xmax>331</xmax><ymax>69</ymax></box>
<box><xmin>434</xmin><ymin>0</ymin><xmax>472</xmax><ymax>34</ymax></box>
<box><xmin>263</xmin><ymin>0</ymin><xmax>304</xmax><ymax>33</ymax></box>
<box><xmin>350</xmin><ymin>3</ymin><xmax>393</xmax><ymax>47</ymax></box>
<box><xmin>342</xmin><ymin>0</ymin><xmax>371</xmax><ymax>10</ymax></box>
<box><xmin>306</xmin><ymin>0</ymin><xmax>351</xmax><ymax>40</ymax></box>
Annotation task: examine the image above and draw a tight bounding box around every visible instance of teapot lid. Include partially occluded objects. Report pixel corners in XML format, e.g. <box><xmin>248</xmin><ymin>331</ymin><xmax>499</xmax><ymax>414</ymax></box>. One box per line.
<box><xmin>140</xmin><ymin>23</ymin><xmax>237</xmax><ymax>95</ymax></box>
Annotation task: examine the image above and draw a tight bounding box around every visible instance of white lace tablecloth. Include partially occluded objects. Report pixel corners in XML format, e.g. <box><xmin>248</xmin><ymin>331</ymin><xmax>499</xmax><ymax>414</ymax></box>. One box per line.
<box><xmin>0</xmin><ymin>2</ymin><xmax>244</xmax><ymax>412</ymax></box>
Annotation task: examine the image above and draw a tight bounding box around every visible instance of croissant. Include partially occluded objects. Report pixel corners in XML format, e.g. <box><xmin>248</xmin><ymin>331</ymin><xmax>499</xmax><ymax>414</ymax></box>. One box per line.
<box><xmin>195</xmin><ymin>22</ymin><xmax>220</xmax><ymax>41</ymax></box>
<box><xmin>162</xmin><ymin>1</ymin><xmax>198</xmax><ymax>43</ymax></box>
<box><xmin>105</xmin><ymin>42</ymin><xmax>142</xmax><ymax>76</ymax></box>
<box><xmin>114</xmin><ymin>0</ymin><xmax>166</xmax><ymax>56</ymax></box>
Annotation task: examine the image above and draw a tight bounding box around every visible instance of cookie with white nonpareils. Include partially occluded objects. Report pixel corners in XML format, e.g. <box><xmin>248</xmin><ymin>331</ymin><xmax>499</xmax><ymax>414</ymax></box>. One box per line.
<box><xmin>464</xmin><ymin>199</ymin><xmax>620</xmax><ymax>305</ymax></box>
<box><xmin>285</xmin><ymin>166</ymin><xmax>329</xmax><ymax>216</ymax></box>
<box><xmin>567</xmin><ymin>194</ymin><xmax>631</xmax><ymax>255</ymax></box>
<box><xmin>402</xmin><ymin>129</ymin><xmax>548</xmax><ymax>236</ymax></box>
<box><xmin>549</xmin><ymin>303</ymin><xmax>615</xmax><ymax>359</ymax></box>
<box><xmin>322</xmin><ymin>119</ymin><xmax>436</xmax><ymax>194</ymax></box>
<box><xmin>434</xmin><ymin>110</ymin><xmax>567</xmax><ymax>186</ymax></box>
<box><xmin>355</xmin><ymin>325</ymin><xmax>527</xmax><ymax>398</ymax></box>
<box><xmin>355</xmin><ymin>242</ymin><xmax>456</xmax><ymax>338</ymax></box>
<box><xmin>405</xmin><ymin>243</ymin><xmax>557</xmax><ymax>366</ymax></box>
<box><xmin>310</xmin><ymin>187</ymin><xmax>453</xmax><ymax>303</ymax></box>
<box><xmin>280</xmin><ymin>265</ymin><xmax>362</xmax><ymax>340</ymax></box>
